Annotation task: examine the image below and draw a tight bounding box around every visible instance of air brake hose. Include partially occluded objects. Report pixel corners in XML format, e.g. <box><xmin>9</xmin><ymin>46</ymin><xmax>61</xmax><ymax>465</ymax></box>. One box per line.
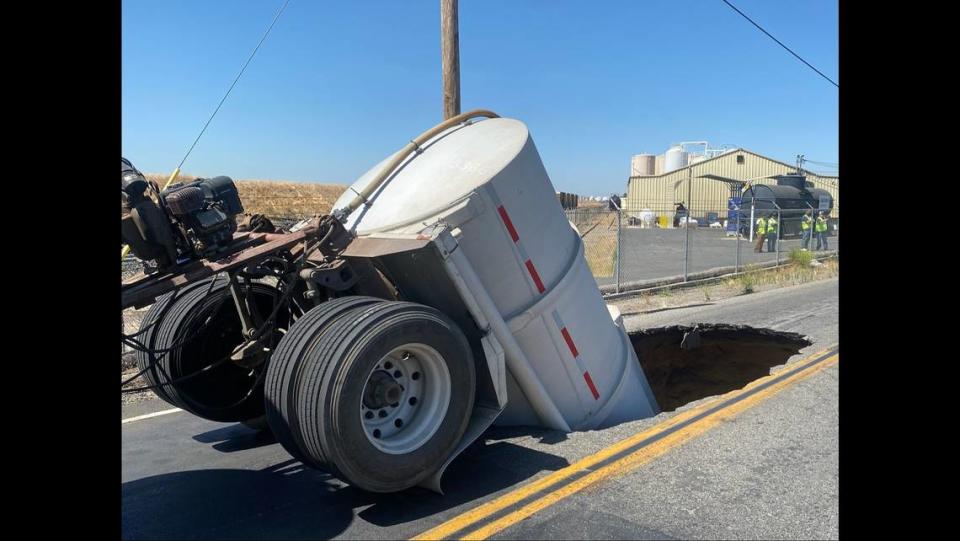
<box><xmin>335</xmin><ymin>109</ymin><xmax>500</xmax><ymax>220</ymax></box>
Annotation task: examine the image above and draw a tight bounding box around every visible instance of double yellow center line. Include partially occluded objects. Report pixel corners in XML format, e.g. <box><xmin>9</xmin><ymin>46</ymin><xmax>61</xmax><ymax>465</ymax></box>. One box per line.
<box><xmin>412</xmin><ymin>346</ymin><xmax>839</xmax><ymax>540</ymax></box>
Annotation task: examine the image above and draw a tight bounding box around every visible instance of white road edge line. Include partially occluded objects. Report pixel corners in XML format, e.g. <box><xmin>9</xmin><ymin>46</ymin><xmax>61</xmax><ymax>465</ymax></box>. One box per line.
<box><xmin>122</xmin><ymin>408</ymin><xmax>183</xmax><ymax>424</ymax></box>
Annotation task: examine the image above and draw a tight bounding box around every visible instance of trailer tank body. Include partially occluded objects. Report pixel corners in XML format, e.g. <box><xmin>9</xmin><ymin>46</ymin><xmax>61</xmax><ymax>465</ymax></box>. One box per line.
<box><xmin>334</xmin><ymin>118</ymin><xmax>659</xmax><ymax>431</ymax></box>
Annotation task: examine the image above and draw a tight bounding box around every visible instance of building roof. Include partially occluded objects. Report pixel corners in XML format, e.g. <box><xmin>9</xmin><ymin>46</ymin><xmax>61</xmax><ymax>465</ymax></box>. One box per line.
<box><xmin>629</xmin><ymin>148</ymin><xmax>838</xmax><ymax>182</ymax></box>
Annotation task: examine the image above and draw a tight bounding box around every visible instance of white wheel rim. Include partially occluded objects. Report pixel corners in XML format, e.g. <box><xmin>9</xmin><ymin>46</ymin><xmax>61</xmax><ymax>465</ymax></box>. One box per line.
<box><xmin>360</xmin><ymin>343</ymin><xmax>451</xmax><ymax>454</ymax></box>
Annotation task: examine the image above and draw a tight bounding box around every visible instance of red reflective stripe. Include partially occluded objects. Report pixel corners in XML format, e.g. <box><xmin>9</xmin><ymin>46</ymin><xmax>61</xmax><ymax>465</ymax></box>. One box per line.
<box><xmin>583</xmin><ymin>371</ymin><xmax>600</xmax><ymax>400</ymax></box>
<box><xmin>497</xmin><ymin>204</ymin><xmax>545</xmax><ymax>294</ymax></box>
<box><xmin>560</xmin><ymin>327</ymin><xmax>579</xmax><ymax>358</ymax></box>
<box><xmin>524</xmin><ymin>260</ymin><xmax>546</xmax><ymax>293</ymax></box>
<box><xmin>497</xmin><ymin>205</ymin><xmax>520</xmax><ymax>242</ymax></box>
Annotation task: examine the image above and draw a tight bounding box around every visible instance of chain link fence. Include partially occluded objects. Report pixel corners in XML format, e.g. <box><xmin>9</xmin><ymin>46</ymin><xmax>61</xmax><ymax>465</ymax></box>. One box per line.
<box><xmin>566</xmin><ymin>201</ymin><xmax>838</xmax><ymax>296</ymax></box>
<box><xmin>123</xmin><ymin>202</ymin><xmax>839</xmax><ymax>348</ymax></box>
<box><xmin>566</xmin><ymin>206</ymin><xmax>623</xmax><ymax>292</ymax></box>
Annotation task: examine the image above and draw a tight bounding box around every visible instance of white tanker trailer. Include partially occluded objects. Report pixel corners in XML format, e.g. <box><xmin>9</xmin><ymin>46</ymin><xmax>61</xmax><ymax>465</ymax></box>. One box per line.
<box><xmin>121</xmin><ymin>110</ymin><xmax>659</xmax><ymax>493</ymax></box>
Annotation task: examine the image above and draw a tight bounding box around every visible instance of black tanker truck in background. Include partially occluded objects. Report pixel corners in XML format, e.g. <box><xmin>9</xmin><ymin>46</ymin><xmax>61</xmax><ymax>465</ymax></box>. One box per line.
<box><xmin>738</xmin><ymin>173</ymin><xmax>834</xmax><ymax>238</ymax></box>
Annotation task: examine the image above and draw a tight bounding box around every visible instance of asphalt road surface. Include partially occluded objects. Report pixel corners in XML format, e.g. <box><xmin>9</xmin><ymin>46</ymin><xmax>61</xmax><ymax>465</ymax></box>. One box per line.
<box><xmin>122</xmin><ymin>278</ymin><xmax>839</xmax><ymax>540</ymax></box>
<box><xmin>595</xmin><ymin>228</ymin><xmax>840</xmax><ymax>286</ymax></box>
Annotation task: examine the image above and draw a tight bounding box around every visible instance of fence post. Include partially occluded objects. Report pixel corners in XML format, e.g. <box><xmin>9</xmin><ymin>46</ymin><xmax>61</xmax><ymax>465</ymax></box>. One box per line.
<box><xmin>683</xmin><ymin>170</ymin><xmax>692</xmax><ymax>282</ymax></box>
<box><xmin>776</xmin><ymin>206</ymin><xmax>781</xmax><ymax>266</ymax></box>
<box><xmin>735</xmin><ymin>204</ymin><xmax>741</xmax><ymax>273</ymax></box>
<box><xmin>749</xmin><ymin>200</ymin><xmax>755</xmax><ymax>243</ymax></box>
<box><xmin>835</xmin><ymin>207</ymin><xmax>838</xmax><ymax>256</ymax></box>
<box><xmin>615</xmin><ymin>207</ymin><xmax>621</xmax><ymax>294</ymax></box>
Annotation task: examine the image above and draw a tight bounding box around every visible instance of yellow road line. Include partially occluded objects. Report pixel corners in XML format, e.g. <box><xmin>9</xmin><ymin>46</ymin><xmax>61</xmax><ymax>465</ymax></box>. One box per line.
<box><xmin>412</xmin><ymin>346</ymin><xmax>838</xmax><ymax>541</ymax></box>
<box><xmin>461</xmin><ymin>354</ymin><xmax>838</xmax><ymax>540</ymax></box>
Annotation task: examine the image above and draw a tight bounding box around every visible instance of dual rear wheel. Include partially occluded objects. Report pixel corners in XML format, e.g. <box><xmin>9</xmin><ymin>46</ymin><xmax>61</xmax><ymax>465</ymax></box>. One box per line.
<box><xmin>135</xmin><ymin>285</ymin><xmax>476</xmax><ymax>492</ymax></box>
<box><xmin>265</xmin><ymin>298</ymin><xmax>476</xmax><ymax>492</ymax></box>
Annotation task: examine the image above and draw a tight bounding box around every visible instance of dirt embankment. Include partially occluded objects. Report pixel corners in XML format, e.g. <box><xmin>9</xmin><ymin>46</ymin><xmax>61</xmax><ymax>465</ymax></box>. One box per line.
<box><xmin>143</xmin><ymin>174</ymin><xmax>348</xmax><ymax>218</ymax></box>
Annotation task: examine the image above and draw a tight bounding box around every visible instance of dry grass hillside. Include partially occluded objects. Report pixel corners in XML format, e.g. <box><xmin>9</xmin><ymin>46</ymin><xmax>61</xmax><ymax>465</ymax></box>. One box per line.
<box><xmin>144</xmin><ymin>174</ymin><xmax>348</xmax><ymax>218</ymax></box>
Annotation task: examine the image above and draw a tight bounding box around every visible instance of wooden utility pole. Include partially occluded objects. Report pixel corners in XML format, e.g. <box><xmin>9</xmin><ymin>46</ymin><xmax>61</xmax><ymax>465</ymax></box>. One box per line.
<box><xmin>441</xmin><ymin>0</ymin><xmax>460</xmax><ymax>119</ymax></box>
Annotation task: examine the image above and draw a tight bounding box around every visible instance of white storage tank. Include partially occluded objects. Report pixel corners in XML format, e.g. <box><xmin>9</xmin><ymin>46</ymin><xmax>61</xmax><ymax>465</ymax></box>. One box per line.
<box><xmin>334</xmin><ymin>117</ymin><xmax>659</xmax><ymax>431</ymax></box>
<box><xmin>664</xmin><ymin>145</ymin><xmax>688</xmax><ymax>173</ymax></box>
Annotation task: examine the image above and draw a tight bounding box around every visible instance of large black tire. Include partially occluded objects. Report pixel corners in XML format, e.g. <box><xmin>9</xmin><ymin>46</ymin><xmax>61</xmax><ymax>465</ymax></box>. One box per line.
<box><xmin>264</xmin><ymin>296</ymin><xmax>383</xmax><ymax>464</ymax></box>
<box><xmin>135</xmin><ymin>276</ymin><xmax>288</xmax><ymax>423</ymax></box>
<box><xmin>293</xmin><ymin>301</ymin><xmax>476</xmax><ymax>493</ymax></box>
<box><xmin>134</xmin><ymin>278</ymin><xmax>220</xmax><ymax>407</ymax></box>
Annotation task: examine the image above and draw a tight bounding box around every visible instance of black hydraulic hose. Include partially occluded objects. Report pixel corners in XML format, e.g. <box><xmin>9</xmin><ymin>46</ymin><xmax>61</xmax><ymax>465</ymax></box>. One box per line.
<box><xmin>192</xmin><ymin>366</ymin><xmax>270</xmax><ymax>412</ymax></box>
<box><xmin>122</xmin><ymin>294</ymin><xmax>231</xmax><ymax>355</ymax></box>
<box><xmin>121</xmin><ymin>352</ymin><xmax>236</xmax><ymax>393</ymax></box>
<box><xmin>122</xmin><ymin>274</ymin><xmax>261</xmax><ymax>391</ymax></box>
<box><xmin>121</xmin><ymin>273</ymin><xmax>223</xmax><ymax>344</ymax></box>
<box><xmin>122</xmin><ymin>219</ymin><xmax>335</xmax><ymax>394</ymax></box>
<box><xmin>123</xmin><ymin>268</ymin><xmax>296</xmax><ymax>393</ymax></box>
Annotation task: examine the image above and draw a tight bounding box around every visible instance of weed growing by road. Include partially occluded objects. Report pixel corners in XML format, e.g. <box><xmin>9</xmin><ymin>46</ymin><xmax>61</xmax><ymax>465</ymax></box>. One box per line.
<box><xmin>789</xmin><ymin>248</ymin><xmax>814</xmax><ymax>267</ymax></box>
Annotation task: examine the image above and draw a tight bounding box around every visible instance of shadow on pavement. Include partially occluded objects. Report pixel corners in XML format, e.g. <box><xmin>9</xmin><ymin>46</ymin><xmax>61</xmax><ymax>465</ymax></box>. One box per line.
<box><xmin>192</xmin><ymin>423</ymin><xmax>278</xmax><ymax>453</ymax></box>
<box><xmin>122</xmin><ymin>436</ymin><xmax>569</xmax><ymax>540</ymax></box>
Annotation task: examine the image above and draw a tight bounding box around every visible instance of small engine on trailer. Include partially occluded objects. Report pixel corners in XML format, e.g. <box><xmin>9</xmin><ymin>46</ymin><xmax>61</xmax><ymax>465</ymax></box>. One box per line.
<box><xmin>121</xmin><ymin>157</ymin><xmax>244</xmax><ymax>270</ymax></box>
<box><xmin>121</xmin><ymin>155</ymin><xmax>397</xmax><ymax>440</ymax></box>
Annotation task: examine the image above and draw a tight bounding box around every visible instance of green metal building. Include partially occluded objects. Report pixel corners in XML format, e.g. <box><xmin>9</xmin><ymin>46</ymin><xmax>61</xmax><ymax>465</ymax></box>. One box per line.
<box><xmin>624</xmin><ymin>148</ymin><xmax>839</xmax><ymax>222</ymax></box>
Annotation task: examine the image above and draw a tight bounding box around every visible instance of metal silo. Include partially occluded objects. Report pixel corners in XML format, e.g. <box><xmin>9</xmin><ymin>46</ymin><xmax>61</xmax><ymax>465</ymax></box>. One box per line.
<box><xmin>631</xmin><ymin>154</ymin><xmax>656</xmax><ymax>176</ymax></box>
<box><xmin>664</xmin><ymin>145</ymin><xmax>688</xmax><ymax>173</ymax></box>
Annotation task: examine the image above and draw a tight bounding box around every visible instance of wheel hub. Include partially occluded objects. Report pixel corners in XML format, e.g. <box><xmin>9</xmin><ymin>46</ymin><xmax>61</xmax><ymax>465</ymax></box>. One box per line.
<box><xmin>360</xmin><ymin>344</ymin><xmax>452</xmax><ymax>454</ymax></box>
<box><xmin>363</xmin><ymin>370</ymin><xmax>402</xmax><ymax>409</ymax></box>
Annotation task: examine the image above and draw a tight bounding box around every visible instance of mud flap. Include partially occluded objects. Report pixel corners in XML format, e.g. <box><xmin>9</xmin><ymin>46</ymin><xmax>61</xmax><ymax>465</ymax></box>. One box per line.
<box><xmin>420</xmin><ymin>334</ymin><xmax>507</xmax><ymax>494</ymax></box>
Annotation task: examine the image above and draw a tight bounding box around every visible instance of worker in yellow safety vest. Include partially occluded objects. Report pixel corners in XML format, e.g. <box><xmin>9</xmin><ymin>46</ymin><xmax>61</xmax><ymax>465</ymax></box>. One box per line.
<box><xmin>801</xmin><ymin>211</ymin><xmax>813</xmax><ymax>250</ymax></box>
<box><xmin>767</xmin><ymin>214</ymin><xmax>780</xmax><ymax>252</ymax></box>
<box><xmin>815</xmin><ymin>212</ymin><xmax>829</xmax><ymax>250</ymax></box>
<box><xmin>754</xmin><ymin>215</ymin><xmax>767</xmax><ymax>253</ymax></box>
<box><xmin>766</xmin><ymin>213</ymin><xmax>779</xmax><ymax>253</ymax></box>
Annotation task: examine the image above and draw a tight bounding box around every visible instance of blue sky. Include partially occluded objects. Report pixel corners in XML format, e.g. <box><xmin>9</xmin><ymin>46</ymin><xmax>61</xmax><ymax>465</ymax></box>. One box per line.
<box><xmin>122</xmin><ymin>0</ymin><xmax>838</xmax><ymax>195</ymax></box>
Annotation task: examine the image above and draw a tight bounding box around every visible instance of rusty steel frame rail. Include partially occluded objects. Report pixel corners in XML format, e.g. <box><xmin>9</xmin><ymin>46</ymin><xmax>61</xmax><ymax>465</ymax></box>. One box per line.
<box><xmin>121</xmin><ymin>221</ymin><xmax>320</xmax><ymax>310</ymax></box>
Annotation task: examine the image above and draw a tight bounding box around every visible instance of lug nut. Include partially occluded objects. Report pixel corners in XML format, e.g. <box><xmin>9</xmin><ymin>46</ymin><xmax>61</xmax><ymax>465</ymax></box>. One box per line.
<box><xmin>409</xmin><ymin>397</ymin><xmax>417</xmax><ymax>406</ymax></box>
<box><xmin>411</xmin><ymin>372</ymin><xmax>420</xmax><ymax>380</ymax></box>
<box><xmin>373</xmin><ymin>429</ymin><xmax>381</xmax><ymax>438</ymax></box>
<box><xmin>365</xmin><ymin>411</ymin><xmax>374</xmax><ymax>420</ymax></box>
<box><xmin>384</xmin><ymin>361</ymin><xmax>393</xmax><ymax>370</ymax></box>
<box><xmin>379</xmin><ymin>410</ymin><xmax>387</xmax><ymax>418</ymax></box>
<box><xmin>395</xmin><ymin>419</ymin><xmax>403</xmax><ymax>428</ymax></box>
<box><xmin>393</xmin><ymin>370</ymin><xmax>402</xmax><ymax>378</ymax></box>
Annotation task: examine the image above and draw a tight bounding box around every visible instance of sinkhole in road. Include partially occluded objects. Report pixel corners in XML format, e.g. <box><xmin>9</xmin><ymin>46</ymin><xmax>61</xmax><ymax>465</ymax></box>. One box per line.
<box><xmin>629</xmin><ymin>324</ymin><xmax>812</xmax><ymax>412</ymax></box>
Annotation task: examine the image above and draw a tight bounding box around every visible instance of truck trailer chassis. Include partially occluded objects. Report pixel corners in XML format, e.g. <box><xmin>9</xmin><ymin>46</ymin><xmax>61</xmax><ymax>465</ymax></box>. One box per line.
<box><xmin>122</xmin><ymin>111</ymin><xmax>660</xmax><ymax>493</ymax></box>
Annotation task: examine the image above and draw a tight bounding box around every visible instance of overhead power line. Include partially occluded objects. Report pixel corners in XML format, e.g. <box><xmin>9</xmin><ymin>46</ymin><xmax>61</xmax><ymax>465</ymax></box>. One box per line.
<box><xmin>121</xmin><ymin>0</ymin><xmax>292</xmax><ymax>263</ymax></box>
<box><xmin>177</xmin><ymin>0</ymin><xmax>292</xmax><ymax>171</ymax></box>
<box><xmin>719</xmin><ymin>0</ymin><xmax>838</xmax><ymax>89</ymax></box>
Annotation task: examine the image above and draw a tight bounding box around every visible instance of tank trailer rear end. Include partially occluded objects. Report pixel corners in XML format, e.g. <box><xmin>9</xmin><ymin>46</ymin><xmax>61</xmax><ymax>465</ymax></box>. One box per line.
<box><xmin>121</xmin><ymin>111</ymin><xmax>659</xmax><ymax>493</ymax></box>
